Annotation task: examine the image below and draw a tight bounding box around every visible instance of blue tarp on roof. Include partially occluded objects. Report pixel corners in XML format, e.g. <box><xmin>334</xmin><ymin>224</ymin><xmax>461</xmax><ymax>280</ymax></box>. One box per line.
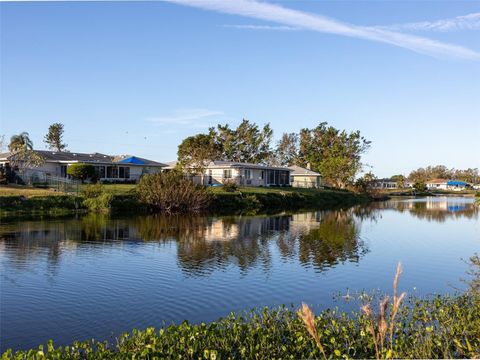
<box><xmin>447</xmin><ymin>180</ymin><xmax>467</xmax><ymax>186</ymax></box>
<box><xmin>117</xmin><ymin>156</ymin><xmax>146</xmax><ymax>165</ymax></box>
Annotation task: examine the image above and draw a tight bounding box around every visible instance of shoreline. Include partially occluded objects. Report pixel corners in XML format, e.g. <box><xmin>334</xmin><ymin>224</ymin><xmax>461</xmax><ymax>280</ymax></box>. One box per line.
<box><xmin>0</xmin><ymin>186</ymin><xmax>371</xmax><ymax>220</ymax></box>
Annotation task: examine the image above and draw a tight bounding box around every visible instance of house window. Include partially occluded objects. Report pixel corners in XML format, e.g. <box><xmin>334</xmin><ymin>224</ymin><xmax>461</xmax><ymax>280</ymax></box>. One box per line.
<box><xmin>224</xmin><ymin>169</ymin><xmax>232</xmax><ymax>179</ymax></box>
<box><xmin>106</xmin><ymin>166</ymin><xmax>118</xmax><ymax>178</ymax></box>
<box><xmin>261</xmin><ymin>171</ymin><xmax>264</xmax><ymax>180</ymax></box>
<box><xmin>119</xmin><ymin>166</ymin><xmax>130</xmax><ymax>179</ymax></box>
<box><xmin>245</xmin><ymin>169</ymin><xmax>252</xmax><ymax>179</ymax></box>
<box><xmin>94</xmin><ymin>166</ymin><xmax>106</xmax><ymax>179</ymax></box>
<box><xmin>60</xmin><ymin>165</ymin><xmax>67</xmax><ymax>178</ymax></box>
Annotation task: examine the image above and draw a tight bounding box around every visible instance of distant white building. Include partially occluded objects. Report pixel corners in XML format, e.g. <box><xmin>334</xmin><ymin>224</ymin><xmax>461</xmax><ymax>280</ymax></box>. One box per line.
<box><xmin>426</xmin><ymin>179</ymin><xmax>469</xmax><ymax>191</ymax></box>
<box><xmin>425</xmin><ymin>179</ymin><xmax>449</xmax><ymax>190</ymax></box>
<box><xmin>288</xmin><ymin>165</ymin><xmax>322</xmax><ymax>188</ymax></box>
<box><xmin>368</xmin><ymin>178</ymin><xmax>398</xmax><ymax>190</ymax></box>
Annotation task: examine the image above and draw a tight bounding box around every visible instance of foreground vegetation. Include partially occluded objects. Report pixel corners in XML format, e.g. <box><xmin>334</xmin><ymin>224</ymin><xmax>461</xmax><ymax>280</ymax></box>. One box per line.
<box><xmin>2</xmin><ymin>293</ymin><xmax>479</xmax><ymax>359</ymax></box>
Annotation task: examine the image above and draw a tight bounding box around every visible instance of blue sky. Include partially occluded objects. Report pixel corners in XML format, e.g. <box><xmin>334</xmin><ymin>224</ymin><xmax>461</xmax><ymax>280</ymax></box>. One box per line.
<box><xmin>1</xmin><ymin>1</ymin><xmax>479</xmax><ymax>177</ymax></box>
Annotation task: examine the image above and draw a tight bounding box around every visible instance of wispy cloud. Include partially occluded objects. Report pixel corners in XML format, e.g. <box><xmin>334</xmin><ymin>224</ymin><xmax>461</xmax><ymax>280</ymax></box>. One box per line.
<box><xmin>147</xmin><ymin>108</ymin><xmax>223</xmax><ymax>125</ymax></box>
<box><xmin>223</xmin><ymin>24</ymin><xmax>298</xmax><ymax>31</ymax></box>
<box><xmin>383</xmin><ymin>12</ymin><xmax>480</xmax><ymax>32</ymax></box>
<box><xmin>165</xmin><ymin>0</ymin><xmax>480</xmax><ymax>60</ymax></box>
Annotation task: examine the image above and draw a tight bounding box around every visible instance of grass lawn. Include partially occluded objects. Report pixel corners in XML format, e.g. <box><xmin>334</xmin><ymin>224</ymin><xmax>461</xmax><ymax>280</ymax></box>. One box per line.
<box><xmin>0</xmin><ymin>183</ymin><xmax>138</xmax><ymax>198</ymax></box>
<box><xmin>85</xmin><ymin>183</ymin><xmax>137</xmax><ymax>194</ymax></box>
<box><xmin>0</xmin><ymin>184</ymin><xmax>65</xmax><ymax>197</ymax></box>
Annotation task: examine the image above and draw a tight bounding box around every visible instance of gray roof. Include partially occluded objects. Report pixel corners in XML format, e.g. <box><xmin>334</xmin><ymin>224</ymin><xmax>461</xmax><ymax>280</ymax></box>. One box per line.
<box><xmin>208</xmin><ymin>160</ymin><xmax>290</xmax><ymax>171</ymax></box>
<box><xmin>0</xmin><ymin>150</ymin><xmax>165</xmax><ymax>166</ymax></box>
<box><xmin>114</xmin><ymin>155</ymin><xmax>167</xmax><ymax>167</ymax></box>
<box><xmin>288</xmin><ymin>165</ymin><xmax>321</xmax><ymax>176</ymax></box>
<box><xmin>373</xmin><ymin>178</ymin><xmax>398</xmax><ymax>183</ymax></box>
<box><xmin>164</xmin><ymin>160</ymin><xmax>291</xmax><ymax>171</ymax></box>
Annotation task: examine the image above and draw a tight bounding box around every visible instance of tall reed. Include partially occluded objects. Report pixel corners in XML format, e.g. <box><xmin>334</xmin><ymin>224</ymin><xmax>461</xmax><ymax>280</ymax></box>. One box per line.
<box><xmin>361</xmin><ymin>262</ymin><xmax>406</xmax><ymax>359</ymax></box>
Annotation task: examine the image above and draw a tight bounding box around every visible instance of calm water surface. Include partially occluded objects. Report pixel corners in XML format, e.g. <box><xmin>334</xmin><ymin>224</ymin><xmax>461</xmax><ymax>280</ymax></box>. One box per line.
<box><xmin>1</xmin><ymin>196</ymin><xmax>479</xmax><ymax>351</ymax></box>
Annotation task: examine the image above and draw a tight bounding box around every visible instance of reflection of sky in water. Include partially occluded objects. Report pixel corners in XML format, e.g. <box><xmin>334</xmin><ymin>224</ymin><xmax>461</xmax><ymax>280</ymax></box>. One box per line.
<box><xmin>0</xmin><ymin>196</ymin><xmax>479</xmax><ymax>352</ymax></box>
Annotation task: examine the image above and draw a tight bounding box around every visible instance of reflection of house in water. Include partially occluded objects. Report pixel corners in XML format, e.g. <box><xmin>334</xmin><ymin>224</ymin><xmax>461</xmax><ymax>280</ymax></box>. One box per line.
<box><xmin>371</xmin><ymin>197</ymin><xmax>478</xmax><ymax>222</ymax></box>
<box><xmin>290</xmin><ymin>212</ymin><xmax>322</xmax><ymax>234</ymax></box>
<box><xmin>1</xmin><ymin>210</ymin><xmax>368</xmax><ymax>276</ymax></box>
<box><xmin>425</xmin><ymin>199</ymin><xmax>467</xmax><ymax>212</ymax></box>
<box><xmin>203</xmin><ymin>216</ymin><xmax>291</xmax><ymax>243</ymax></box>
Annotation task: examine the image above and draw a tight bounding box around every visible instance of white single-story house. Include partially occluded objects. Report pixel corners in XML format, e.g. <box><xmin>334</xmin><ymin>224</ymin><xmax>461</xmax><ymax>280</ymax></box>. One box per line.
<box><xmin>0</xmin><ymin>150</ymin><xmax>166</xmax><ymax>182</ymax></box>
<box><xmin>425</xmin><ymin>179</ymin><xmax>469</xmax><ymax>191</ymax></box>
<box><xmin>425</xmin><ymin>179</ymin><xmax>448</xmax><ymax>190</ymax></box>
<box><xmin>165</xmin><ymin>160</ymin><xmax>292</xmax><ymax>187</ymax></box>
<box><xmin>288</xmin><ymin>165</ymin><xmax>322</xmax><ymax>188</ymax></box>
<box><xmin>368</xmin><ymin>178</ymin><xmax>398</xmax><ymax>190</ymax></box>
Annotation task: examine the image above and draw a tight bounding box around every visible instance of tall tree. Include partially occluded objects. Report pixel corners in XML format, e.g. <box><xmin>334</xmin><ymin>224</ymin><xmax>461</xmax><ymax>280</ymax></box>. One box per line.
<box><xmin>271</xmin><ymin>132</ymin><xmax>299</xmax><ymax>166</ymax></box>
<box><xmin>299</xmin><ymin>122</ymin><xmax>371</xmax><ymax>188</ymax></box>
<box><xmin>391</xmin><ymin>174</ymin><xmax>407</xmax><ymax>188</ymax></box>
<box><xmin>177</xmin><ymin>133</ymin><xmax>221</xmax><ymax>184</ymax></box>
<box><xmin>211</xmin><ymin>119</ymin><xmax>273</xmax><ymax>164</ymax></box>
<box><xmin>8</xmin><ymin>132</ymin><xmax>33</xmax><ymax>152</ymax></box>
<box><xmin>408</xmin><ymin>165</ymin><xmax>455</xmax><ymax>182</ymax></box>
<box><xmin>44</xmin><ymin>123</ymin><xmax>67</xmax><ymax>151</ymax></box>
<box><xmin>8</xmin><ymin>132</ymin><xmax>44</xmax><ymax>174</ymax></box>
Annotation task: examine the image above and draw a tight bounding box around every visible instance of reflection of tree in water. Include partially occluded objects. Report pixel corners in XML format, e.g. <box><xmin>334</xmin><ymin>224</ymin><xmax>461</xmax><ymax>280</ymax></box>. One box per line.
<box><xmin>297</xmin><ymin>210</ymin><xmax>366</xmax><ymax>271</ymax></box>
<box><xmin>173</xmin><ymin>216</ymin><xmax>286</xmax><ymax>276</ymax></box>
<box><xmin>0</xmin><ymin>220</ymin><xmax>70</xmax><ymax>273</ymax></box>
<box><xmin>1</xmin><ymin>210</ymin><xmax>368</xmax><ymax>276</ymax></box>
<box><xmin>370</xmin><ymin>198</ymin><xmax>478</xmax><ymax>223</ymax></box>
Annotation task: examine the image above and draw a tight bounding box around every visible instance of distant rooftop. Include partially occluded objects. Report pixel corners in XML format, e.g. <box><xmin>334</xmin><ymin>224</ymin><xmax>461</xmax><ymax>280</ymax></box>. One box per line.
<box><xmin>0</xmin><ymin>150</ymin><xmax>165</xmax><ymax>166</ymax></box>
<box><xmin>164</xmin><ymin>160</ymin><xmax>290</xmax><ymax>171</ymax></box>
<box><xmin>288</xmin><ymin>165</ymin><xmax>320</xmax><ymax>176</ymax></box>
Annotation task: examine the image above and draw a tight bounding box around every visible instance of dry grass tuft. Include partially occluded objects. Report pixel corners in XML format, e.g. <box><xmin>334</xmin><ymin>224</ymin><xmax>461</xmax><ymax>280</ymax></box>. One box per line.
<box><xmin>298</xmin><ymin>303</ymin><xmax>327</xmax><ymax>360</ymax></box>
<box><xmin>361</xmin><ymin>262</ymin><xmax>407</xmax><ymax>359</ymax></box>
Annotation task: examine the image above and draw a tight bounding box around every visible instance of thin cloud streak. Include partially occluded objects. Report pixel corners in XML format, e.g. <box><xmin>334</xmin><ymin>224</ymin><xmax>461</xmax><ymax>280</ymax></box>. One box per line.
<box><xmin>223</xmin><ymin>24</ymin><xmax>298</xmax><ymax>31</ymax></box>
<box><xmin>147</xmin><ymin>108</ymin><xmax>224</xmax><ymax>125</ymax></box>
<box><xmin>165</xmin><ymin>0</ymin><xmax>480</xmax><ymax>60</ymax></box>
<box><xmin>384</xmin><ymin>12</ymin><xmax>480</xmax><ymax>32</ymax></box>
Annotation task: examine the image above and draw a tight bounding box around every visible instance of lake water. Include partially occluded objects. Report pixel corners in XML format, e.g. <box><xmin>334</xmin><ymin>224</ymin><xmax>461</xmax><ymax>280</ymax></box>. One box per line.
<box><xmin>1</xmin><ymin>196</ymin><xmax>479</xmax><ymax>351</ymax></box>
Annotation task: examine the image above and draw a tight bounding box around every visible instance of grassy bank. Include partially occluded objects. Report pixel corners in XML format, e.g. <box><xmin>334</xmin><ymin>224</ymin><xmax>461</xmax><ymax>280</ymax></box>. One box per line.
<box><xmin>2</xmin><ymin>292</ymin><xmax>479</xmax><ymax>359</ymax></box>
<box><xmin>208</xmin><ymin>186</ymin><xmax>370</xmax><ymax>213</ymax></box>
<box><xmin>0</xmin><ymin>185</ymin><xmax>370</xmax><ymax>218</ymax></box>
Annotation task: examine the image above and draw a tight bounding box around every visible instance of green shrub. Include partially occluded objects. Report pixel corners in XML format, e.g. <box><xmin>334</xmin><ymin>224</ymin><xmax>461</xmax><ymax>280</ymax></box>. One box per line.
<box><xmin>137</xmin><ymin>171</ymin><xmax>211</xmax><ymax>212</ymax></box>
<box><xmin>223</xmin><ymin>179</ymin><xmax>238</xmax><ymax>192</ymax></box>
<box><xmin>414</xmin><ymin>181</ymin><xmax>427</xmax><ymax>192</ymax></box>
<box><xmin>67</xmin><ymin>163</ymin><xmax>95</xmax><ymax>181</ymax></box>
<box><xmin>81</xmin><ymin>183</ymin><xmax>113</xmax><ymax>211</ymax></box>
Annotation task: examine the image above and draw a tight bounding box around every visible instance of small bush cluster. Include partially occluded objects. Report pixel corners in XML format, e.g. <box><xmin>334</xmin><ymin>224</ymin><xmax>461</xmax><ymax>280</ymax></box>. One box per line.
<box><xmin>67</xmin><ymin>163</ymin><xmax>95</xmax><ymax>182</ymax></box>
<box><xmin>222</xmin><ymin>179</ymin><xmax>238</xmax><ymax>192</ymax></box>
<box><xmin>81</xmin><ymin>183</ymin><xmax>113</xmax><ymax>212</ymax></box>
<box><xmin>137</xmin><ymin>171</ymin><xmax>211</xmax><ymax>212</ymax></box>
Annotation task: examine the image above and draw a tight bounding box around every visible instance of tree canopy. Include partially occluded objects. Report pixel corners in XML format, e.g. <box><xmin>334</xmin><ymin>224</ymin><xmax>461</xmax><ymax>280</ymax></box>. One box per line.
<box><xmin>271</xmin><ymin>133</ymin><xmax>299</xmax><ymax>167</ymax></box>
<box><xmin>177</xmin><ymin>133</ymin><xmax>221</xmax><ymax>177</ymax></box>
<box><xmin>298</xmin><ymin>123</ymin><xmax>371</xmax><ymax>188</ymax></box>
<box><xmin>8</xmin><ymin>132</ymin><xmax>33</xmax><ymax>152</ymax></box>
<box><xmin>44</xmin><ymin>123</ymin><xmax>67</xmax><ymax>151</ymax></box>
<box><xmin>408</xmin><ymin>165</ymin><xmax>479</xmax><ymax>184</ymax></box>
<box><xmin>8</xmin><ymin>132</ymin><xmax>44</xmax><ymax>172</ymax></box>
<box><xmin>210</xmin><ymin>119</ymin><xmax>273</xmax><ymax>164</ymax></box>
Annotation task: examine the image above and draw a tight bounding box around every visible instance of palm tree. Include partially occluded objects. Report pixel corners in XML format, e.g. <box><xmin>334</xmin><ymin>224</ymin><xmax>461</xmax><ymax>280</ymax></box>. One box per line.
<box><xmin>8</xmin><ymin>132</ymin><xmax>33</xmax><ymax>152</ymax></box>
